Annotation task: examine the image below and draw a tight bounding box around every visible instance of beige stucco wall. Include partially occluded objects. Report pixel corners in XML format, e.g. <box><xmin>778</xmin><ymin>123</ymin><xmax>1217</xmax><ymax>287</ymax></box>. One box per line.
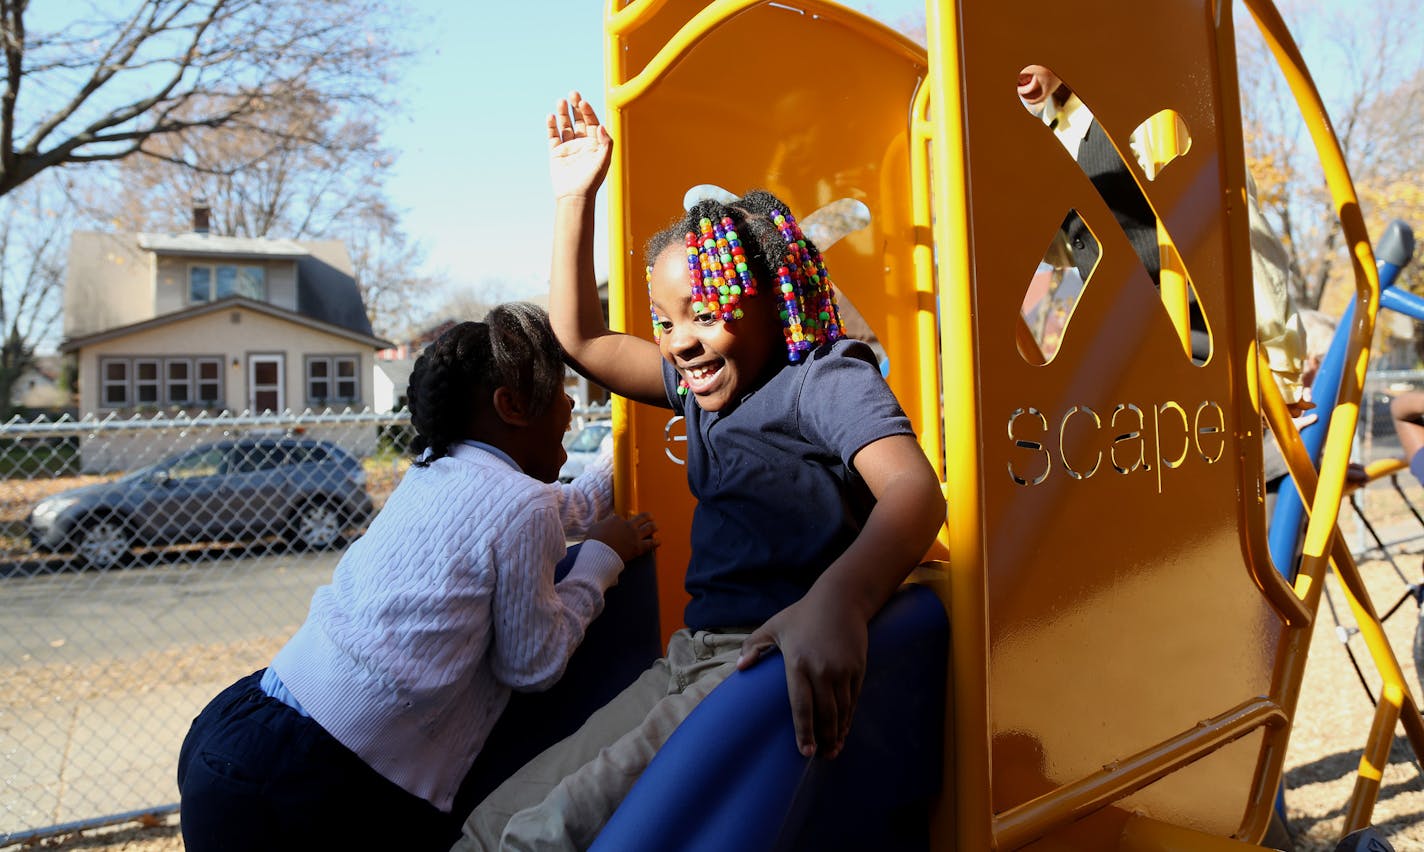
<box><xmin>153</xmin><ymin>256</ymin><xmax>300</xmax><ymax>315</ymax></box>
<box><xmin>64</xmin><ymin>233</ymin><xmax>153</xmax><ymax>338</ymax></box>
<box><xmin>77</xmin><ymin>306</ymin><xmax>376</xmax><ymax>416</ymax></box>
<box><xmin>75</xmin><ymin>307</ymin><xmax>379</xmax><ymax>472</ymax></box>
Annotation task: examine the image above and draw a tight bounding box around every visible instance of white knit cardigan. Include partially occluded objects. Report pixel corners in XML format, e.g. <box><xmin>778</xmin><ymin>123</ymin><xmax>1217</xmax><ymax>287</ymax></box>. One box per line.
<box><xmin>270</xmin><ymin>443</ymin><xmax>621</xmax><ymax>810</ymax></box>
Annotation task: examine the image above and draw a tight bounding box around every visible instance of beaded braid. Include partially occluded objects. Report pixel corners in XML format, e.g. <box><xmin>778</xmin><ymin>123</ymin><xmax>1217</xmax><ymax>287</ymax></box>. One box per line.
<box><xmin>645</xmin><ymin>189</ymin><xmax>843</xmax><ymax>365</ymax></box>
<box><xmin>768</xmin><ymin>206</ymin><xmax>841</xmax><ymax>361</ymax></box>
<box><xmin>408</xmin><ymin>303</ymin><xmax>564</xmax><ymax>467</ymax></box>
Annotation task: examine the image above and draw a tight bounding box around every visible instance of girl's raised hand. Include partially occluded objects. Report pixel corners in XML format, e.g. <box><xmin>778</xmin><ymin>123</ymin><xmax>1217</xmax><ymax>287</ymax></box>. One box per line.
<box><xmin>548</xmin><ymin>90</ymin><xmax>613</xmax><ymax>201</ymax></box>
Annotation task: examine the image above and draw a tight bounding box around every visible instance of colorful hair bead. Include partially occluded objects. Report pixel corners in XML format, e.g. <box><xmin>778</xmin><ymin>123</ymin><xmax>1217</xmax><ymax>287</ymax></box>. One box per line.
<box><xmin>768</xmin><ymin>208</ymin><xmax>842</xmax><ymax>362</ymax></box>
<box><xmin>646</xmin><ymin>265</ymin><xmax>660</xmax><ymax>341</ymax></box>
<box><xmin>661</xmin><ymin>197</ymin><xmax>843</xmax><ymax>367</ymax></box>
<box><xmin>649</xmin><ymin>263</ymin><xmax>691</xmax><ymax>397</ymax></box>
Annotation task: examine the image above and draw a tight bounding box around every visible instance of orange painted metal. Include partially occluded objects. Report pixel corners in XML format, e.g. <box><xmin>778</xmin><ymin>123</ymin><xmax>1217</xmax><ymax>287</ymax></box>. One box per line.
<box><xmin>603</xmin><ymin>0</ymin><xmax>935</xmax><ymax>642</ymax></box>
<box><xmin>930</xmin><ymin>0</ymin><xmax>1297</xmax><ymax>847</ymax></box>
<box><xmin>600</xmin><ymin>0</ymin><xmax>1412</xmax><ymax>847</ymax></box>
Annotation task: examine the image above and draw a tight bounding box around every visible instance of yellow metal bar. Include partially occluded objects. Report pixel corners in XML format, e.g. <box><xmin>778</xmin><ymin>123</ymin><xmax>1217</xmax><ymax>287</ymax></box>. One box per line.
<box><xmin>1328</xmin><ymin>537</ymin><xmax>1424</xmax><ymax>832</ymax></box>
<box><xmin>923</xmin><ymin>0</ymin><xmax>991</xmax><ymax>848</ymax></box>
<box><xmin>1345</xmin><ymin>683</ymin><xmax>1402</xmax><ymax>833</ymax></box>
<box><xmin>607</xmin><ymin>0</ymin><xmax>923</xmax><ymax>108</ymax></box>
<box><xmin>909</xmin><ymin>80</ymin><xmax>945</xmax><ymax>483</ymax></box>
<box><xmin>993</xmin><ymin>699</ymin><xmax>1288</xmax><ymax>851</ymax></box>
<box><xmin>1257</xmin><ymin>351</ymin><xmax>1317</xmax><ymax>517</ymax></box>
<box><xmin>1363</xmin><ymin>458</ymin><xmax>1408</xmax><ymax>479</ymax></box>
<box><xmin>1151</xmin><ymin>108</ymin><xmax>1190</xmax><ymax>358</ymax></box>
<box><xmin>1158</xmin><ymin>233</ymin><xmax>1192</xmax><ymax>358</ymax></box>
<box><xmin>1259</xmin><ymin>351</ymin><xmax>1424</xmax><ymax>833</ymax></box>
<box><xmin>1239</xmin><ymin>13</ymin><xmax>1390</xmax><ymax>834</ymax></box>
<box><xmin>1243</xmin><ymin>351</ymin><xmax>1314</xmax><ymax>625</ymax></box>
<box><xmin>1242</xmin><ymin>0</ymin><xmax>1381</xmax><ymax>599</ymax></box>
<box><xmin>605</xmin><ymin>0</ymin><xmax>671</xmax><ymax>35</ymax></box>
<box><xmin>1343</xmin><ymin>458</ymin><xmax>1408</xmax><ymax>496</ymax></box>
<box><xmin>604</xmin><ymin>0</ymin><xmax>635</xmax><ymax>516</ymax></box>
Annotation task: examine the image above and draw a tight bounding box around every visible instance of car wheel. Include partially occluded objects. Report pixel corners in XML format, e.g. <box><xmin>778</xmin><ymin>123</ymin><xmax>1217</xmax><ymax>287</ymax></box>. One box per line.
<box><xmin>77</xmin><ymin>515</ymin><xmax>131</xmax><ymax>570</ymax></box>
<box><xmin>292</xmin><ymin>500</ymin><xmax>344</xmax><ymax>550</ymax></box>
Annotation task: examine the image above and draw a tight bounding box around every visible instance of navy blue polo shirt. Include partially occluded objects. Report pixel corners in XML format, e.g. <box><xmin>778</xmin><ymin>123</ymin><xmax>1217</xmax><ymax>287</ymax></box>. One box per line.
<box><xmin>662</xmin><ymin>338</ymin><xmax>914</xmax><ymax>631</ymax></box>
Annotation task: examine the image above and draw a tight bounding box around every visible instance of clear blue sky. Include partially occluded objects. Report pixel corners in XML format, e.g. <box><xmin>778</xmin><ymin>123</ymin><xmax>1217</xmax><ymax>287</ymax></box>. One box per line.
<box><xmin>379</xmin><ymin>0</ymin><xmax>1362</xmax><ymax>313</ymax></box>
<box><xmin>381</xmin><ymin>0</ymin><xmax>926</xmax><ymax>310</ymax></box>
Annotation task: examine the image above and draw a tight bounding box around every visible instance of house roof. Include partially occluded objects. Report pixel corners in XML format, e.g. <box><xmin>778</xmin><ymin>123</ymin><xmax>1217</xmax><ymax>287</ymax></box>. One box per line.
<box><xmin>295</xmin><ymin>241</ymin><xmax>375</xmax><ymax>337</ymax></box>
<box><xmin>60</xmin><ymin>295</ymin><xmax>393</xmax><ymax>353</ymax></box>
<box><xmin>69</xmin><ymin>230</ymin><xmax>377</xmax><ymax>339</ymax></box>
<box><xmin>137</xmin><ymin>232</ymin><xmax>309</xmax><ymax>259</ymax></box>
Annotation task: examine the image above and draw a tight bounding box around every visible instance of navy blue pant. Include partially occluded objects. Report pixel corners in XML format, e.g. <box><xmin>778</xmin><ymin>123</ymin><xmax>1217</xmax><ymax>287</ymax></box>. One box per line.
<box><xmin>177</xmin><ymin>670</ymin><xmax>466</xmax><ymax>851</ymax></box>
<box><xmin>176</xmin><ymin>549</ymin><xmax>661</xmax><ymax>851</ymax></box>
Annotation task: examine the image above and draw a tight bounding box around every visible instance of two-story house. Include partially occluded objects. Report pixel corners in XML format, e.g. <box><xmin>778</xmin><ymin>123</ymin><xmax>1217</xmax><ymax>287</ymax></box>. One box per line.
<box><xmin>63</xmin><ymin>217</ymin><xmax>390</xmax><ymax>417</ymax></box>
<box><xmin>61</xmin><ymin>210</ymin><xmax>392</xmax><ymax>470</ymax></box>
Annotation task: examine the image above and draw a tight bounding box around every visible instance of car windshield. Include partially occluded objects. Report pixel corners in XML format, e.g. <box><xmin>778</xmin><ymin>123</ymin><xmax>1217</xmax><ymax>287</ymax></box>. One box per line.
<box><xmin>568</xmin><ymin>425</ymin><xmax>610</xmax><ymax>453</ymax></box>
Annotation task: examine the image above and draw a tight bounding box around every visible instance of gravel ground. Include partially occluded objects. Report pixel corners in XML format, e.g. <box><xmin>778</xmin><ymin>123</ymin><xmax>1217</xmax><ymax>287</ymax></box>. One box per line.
<box><xmin>15</xmin><ymin>487</ymin><xmax>1424</xmax><ymax>852</ymax></box>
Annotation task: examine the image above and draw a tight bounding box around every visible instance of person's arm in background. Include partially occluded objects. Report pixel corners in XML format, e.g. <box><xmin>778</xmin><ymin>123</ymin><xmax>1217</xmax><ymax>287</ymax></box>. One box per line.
<box><xmin>1246</xmin><ymin>171</ymin><xmax>1309</xmax><ymax>415</ymax></box>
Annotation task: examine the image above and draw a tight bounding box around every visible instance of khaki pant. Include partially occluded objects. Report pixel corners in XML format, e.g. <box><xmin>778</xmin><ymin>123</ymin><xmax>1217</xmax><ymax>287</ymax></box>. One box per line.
<box><xmin>456</xmin><ymin>629</ymin><xmax>747</xmax><ymax>851</ymax></box>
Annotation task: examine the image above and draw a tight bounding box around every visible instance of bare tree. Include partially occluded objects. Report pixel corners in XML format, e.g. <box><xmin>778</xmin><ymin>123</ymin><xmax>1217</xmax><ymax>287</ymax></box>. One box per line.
<box><xmin>90</xmin><ymin>99</ymin><xmax>438</xmax><ymax>340</ymax></box>
<box><xmin>425</xmin><ymin>286</ymin><xmax>496</xmax><ymax>327</ymax></box>
<box><xmin>98</xmin><ymin>99</ymin><xmax>393</xmax><ymax>240</ymax></box>
<box><xmin>346</xmin><ymin>216</ymin><xmax>445</xmax><ymax>342</ymax></box>
<box><xmin>0</xmin><ymin>172</ymin><xmax>72</xmax><ymax>412</ymax></box>
<box><xmin>1238</xmin><ymin>0</ymin><xmax>1424</xmax><ymax>314</ymax></box>
<box><xmin>0</xmin><ymin>0</ymin><xmax>407</xmax><ymax>198</ymax></box>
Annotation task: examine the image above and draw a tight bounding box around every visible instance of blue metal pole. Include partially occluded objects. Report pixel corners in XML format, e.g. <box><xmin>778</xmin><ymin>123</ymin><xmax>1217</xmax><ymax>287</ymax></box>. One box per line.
<box><xmin>1267</xmin><ymin>221</ymin><xmax>1415</xmax><ymax>579</ymax></box>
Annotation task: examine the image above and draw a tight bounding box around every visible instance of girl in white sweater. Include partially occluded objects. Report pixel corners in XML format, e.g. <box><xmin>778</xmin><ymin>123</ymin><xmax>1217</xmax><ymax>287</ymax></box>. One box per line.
<box><xmin>176</xmin><ymin>304</ymin><xmax>657</xmax><ymax>851</ymax></box>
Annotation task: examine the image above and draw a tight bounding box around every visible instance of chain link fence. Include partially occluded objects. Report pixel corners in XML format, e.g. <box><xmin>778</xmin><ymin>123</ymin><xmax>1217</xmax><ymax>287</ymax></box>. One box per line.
<box><xmin>1</xmin><ymin>385</ymin><xmax>1422</xmax><ymax>844</ymax></box>
<box><xmin>1347</xmin><ymin>369</ymin><xmax>1424</xmax><ymax>555</ymax></box>
<box><xmin>0</xmin><ymin>409</ymin><xmax>417</xmax><ymax>845</ymax></box>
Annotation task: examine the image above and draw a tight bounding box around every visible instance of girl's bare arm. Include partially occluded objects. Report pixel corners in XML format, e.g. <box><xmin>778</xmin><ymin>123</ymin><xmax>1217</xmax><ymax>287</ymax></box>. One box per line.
<box><xmin>547</xmin><ymin>93</ymin><xmax>667</xmax><ymax>407</ymax></box>
<box><xmin>737</xmin><ymin>433</ymin><xmax>946</xmax><ymax>758</ymax></box>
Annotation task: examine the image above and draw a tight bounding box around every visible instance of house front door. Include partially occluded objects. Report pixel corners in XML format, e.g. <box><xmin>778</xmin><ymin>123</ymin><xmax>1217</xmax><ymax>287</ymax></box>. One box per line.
<box><xmin>248</xmin><ymin>355</ymin><xmax>285</xmax><ymax>413</ymax></box>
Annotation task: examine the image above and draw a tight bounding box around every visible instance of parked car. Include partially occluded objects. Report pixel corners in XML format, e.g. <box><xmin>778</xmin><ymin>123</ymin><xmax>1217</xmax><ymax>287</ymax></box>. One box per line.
<box><xmin>558</xmin><ymin>421</ymin><xmax>612</xmax><ymax>483</ymax></box>
<box><xmin>28</xmin><ymin>437</ymin><xmax>374</xmax><ymax>569</ymax></box>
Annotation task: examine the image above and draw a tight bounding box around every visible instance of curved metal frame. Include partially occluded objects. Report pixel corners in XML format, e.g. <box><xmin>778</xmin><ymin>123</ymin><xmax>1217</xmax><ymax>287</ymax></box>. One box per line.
<box><xmin>599</xmin><ymin>0</ymin><xmax>1418</xmax><ymax>847</ymax></box>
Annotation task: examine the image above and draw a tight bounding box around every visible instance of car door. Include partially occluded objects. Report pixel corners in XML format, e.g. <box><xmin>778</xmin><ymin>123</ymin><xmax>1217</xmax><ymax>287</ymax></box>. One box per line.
<box><xmin>222</xmin><ymin>441</ymin><xmax>292</xmax><ymax>537</ymax></box>
<box><xmin>141</xmin><ymin>445</ymin><xmax>232</xmax><ymax>542</ymax></box>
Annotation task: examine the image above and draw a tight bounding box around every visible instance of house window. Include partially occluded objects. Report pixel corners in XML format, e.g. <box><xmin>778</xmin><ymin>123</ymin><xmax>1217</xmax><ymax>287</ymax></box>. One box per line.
<box><xmin>196</xmin><ymin>358</ymin><xmax>222</xmax><ymax>404</ymax></box>
<box><xmin>134</xmin><ymin>359</ymin><xmax>160</xmax><ymax>405</ymax></box>
<box><xmin>189</xmin><ymin>264</ymin><xmax>265</xmax><ymax>303</ymax></box>
<box><xmin>101</xmin><ymin>360</ymin><xmax>129</xmax><ymax>406</ymax></box>
<box><xmin>306</xmin><ymin>355</ymin><xmax>360</xmax><ymax>406</ymax></box>
<box><xmin>97</xmin><ymin>356</ymin><xmax>225</xmax><ymax>409</ymax></box>
<box><xmin>166</xmin><ymin>359</ymin><xmax>192</xmax><ymax>405</ymax></box>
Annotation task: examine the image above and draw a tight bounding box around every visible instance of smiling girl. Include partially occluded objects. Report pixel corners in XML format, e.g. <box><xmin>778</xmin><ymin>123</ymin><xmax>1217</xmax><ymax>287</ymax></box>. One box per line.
<box><xmin>459</xmin><ymin>92</ymin><xmax>945</xmax><ymax>851</ymax></box>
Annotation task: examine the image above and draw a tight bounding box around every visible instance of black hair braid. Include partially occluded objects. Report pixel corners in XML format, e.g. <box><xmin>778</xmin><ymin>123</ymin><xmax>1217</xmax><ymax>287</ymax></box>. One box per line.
<box><xmin>647</xmin><ymin>190</ymin><xmax>845</xmax><ymax>361</ymax></box>
<box><xmin>408</xmin><ymin>304</ymin><xmax>564</xmax><ymax>467</ymax></box>
<box><xmin>409</xmin><ymin>321</ymin><xmax>486</xmax><ymax>467</ymax></box>
<box><xmin>736</xmin><ymin>189</ymin><xmax>825</xmax><ymax>264</ymax></box>
<box><xmin>486</xmin><ymin>302</ymin><xmax>564</xmax><ymax>420</ymax></box>
<box><xmin>644</xmin><ymin>189</ymin><xmax>806</xmax><ymax>300</ymax></box>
